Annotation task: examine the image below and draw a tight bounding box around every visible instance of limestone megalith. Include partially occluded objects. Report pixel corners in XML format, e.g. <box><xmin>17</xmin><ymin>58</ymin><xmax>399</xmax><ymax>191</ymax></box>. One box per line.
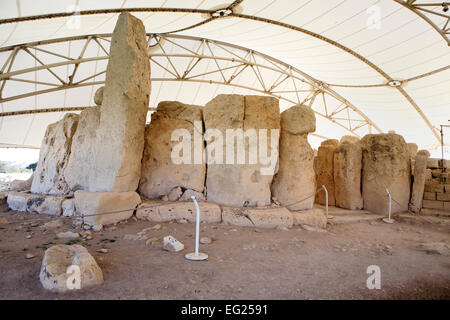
<box><xmin>139</xmin><ymin>101</ymin><xmax>205</xmax><ymax>199</ymax></box>
<box><xmin>334</xmin><ymin>140</ymin><xmax>363</xmax><ymax>210</ymax></box>
<box><xmin>31</xmin><ymin>114</ymin><xmax>79</xmax><ymax>195</ymax></box>
<box><xmin>409</xmin><ymin>150</ymin><xmax>430</xmax><ymax>213</ymax></box>
<box><xmin>361</xmin><ymin>133</ymin><xmax>411</xmax><ymax>214</ymax></box>
<box><xmin>271</xmin><ymin>104</ymin><xmax>316</xmax><ymax>211</ymax></box>
<box><xmin>204</xmin><ymin>95</ymin><xmax>280</xmax><ymax>207</ymax></box>
<box><xmin>315</xmin><ymin>139</ymin><xmax>339</xmax><ymax>205</ymax></box>
<box><xmin>89</xmin><ymin>12</ymin><xmax>151</xmax><ymax>192</ymax></box>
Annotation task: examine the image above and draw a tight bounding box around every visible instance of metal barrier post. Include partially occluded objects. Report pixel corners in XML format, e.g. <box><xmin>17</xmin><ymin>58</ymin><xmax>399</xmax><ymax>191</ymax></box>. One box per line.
<box><xmin>185</xmin><ymin>196</ymin><xmax>208</xmax><ymax>261</ymax></box>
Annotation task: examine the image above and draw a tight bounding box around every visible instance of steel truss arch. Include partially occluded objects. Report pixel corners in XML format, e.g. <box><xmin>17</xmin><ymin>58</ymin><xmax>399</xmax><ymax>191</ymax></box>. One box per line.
<box><xmin>0</xmin><ymin>33</ymin><xmax>383</xmax><ymax>138</ymax></box>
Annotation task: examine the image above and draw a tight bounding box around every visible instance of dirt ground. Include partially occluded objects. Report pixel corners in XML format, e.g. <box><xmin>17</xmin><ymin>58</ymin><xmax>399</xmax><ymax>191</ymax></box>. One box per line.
<box><xmin>0</xmin><ymin>205</ymin><xmax>449</xmax><ymax>300</ymax></box>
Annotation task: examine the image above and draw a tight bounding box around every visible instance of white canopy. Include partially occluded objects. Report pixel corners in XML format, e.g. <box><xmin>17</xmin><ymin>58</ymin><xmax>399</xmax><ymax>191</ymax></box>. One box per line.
<box><xmin>0</xmin><ymin>0</ymin><xmax>449</xmax><ymax>153</ymax></box>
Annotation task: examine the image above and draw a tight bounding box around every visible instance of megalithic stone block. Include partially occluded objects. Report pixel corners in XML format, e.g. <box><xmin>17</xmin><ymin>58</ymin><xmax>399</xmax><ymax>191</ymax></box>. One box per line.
<box><xmin>271</xmin><ymin>104</ymin><xmax>316</xmax><ymax>211</ymax></box>
<box><xmin>361</xmin><ymin>133</ymin><xmax>411</xmax><ymax>214</ymax></box>
<box><xmin>89</xmin><ymin>12</ymin><xmax>151</xmax><ymax>192</ymax></box>
<box><xmin>409</xmin><ymin>150</ymin><xmax>430</xmax><ymax>213</ymax></box>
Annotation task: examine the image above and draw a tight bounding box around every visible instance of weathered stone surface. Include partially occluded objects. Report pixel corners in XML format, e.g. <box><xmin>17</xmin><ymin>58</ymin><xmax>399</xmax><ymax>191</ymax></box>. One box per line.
<box><xmin>407</xmin><ymin>143</ymin><xmax>418</xmax><ymax>159</ymax></box>
<box><xmin>62</xmin><ymin>198</ymin><xmax>76</xmax><ymax>217</ymax></box>
<box><xmin>64</xmin><ymin>107</ymin><xmax>101</xmax><ymax>191</ymax></box>
<box><xmin>246</xmin><ymin>207</ymin><xmax>293</xmax><ymax>229</ymax></box>
<box><xmin>291</xmin><ymin>208</ymin><xmax>327</xmax><ymax>229</ymax></box>
<box><xmin>136</xmin><ymin>201</ymin><xmax>221</xmax><ymax>223</ymax></box>
<box><xmin>204</xmin><ymin>95</ymin><xmax>280</xmax><ymax>207</ymax></box>
<box><xmin>409</xmin><ymin>150</ymin><xmax>430</xmax><ymax>213</ymax></box>
<box><xmin>94</xmin><ymin>87</ymin><xmax>104</xmax><ymax>106</ymax></box>
<box><xmin>179</xmin><ymin>189</ymin><xmax>205</xmax><ymax>202</ymax></box>
<box><xmin>31</xmin><ymin>114</ymin><xmax>79</xmax><ymax>195</ymax></box>
<box><xmin>427</xmin><ymin>158</ymin><xmax>440</xmax><ymax>169</ymax></box>
<box><xmin>315</xmin><ymin>139</ymin><xmax>339</xmax><ymax>206</ymax></box>
<box><xmin>139</xmin><ymin>101</ymin><xmax>205</xmax><ymax>199</ymax></box>
<box><xmin>39</xmin><ymin>244</ymin><xmax>103</xmax><ymax>293</ymax></box>
<box><xmin>89</xmin><ymin>12</ymin><xmax>150</xmax><ymax>193</ymax></box>
<box><xmin>422</xmin><ymin>199</ymin><xmax>444</xmax><ymax>210</ymax></box>
<box><xmin>340</xmin><ymin>135</ymin><xmax>359</xmax><ymax>144</ymax></box>
<box><xmin>10</xmin><ymin>173</ymin><xmax>34</xmax><ymax>191</ymax></box>
<box><xmin>222</xmin><ymin>206</ymin><xmax>293</xmax><ymax>229</ymax></box>
<box><xmin>271</xmin><ymin>105</ymin><xmax>316</xmax><ymax>211</ymax></box>
<box><xmin>7</xmin><ymin>191</ymin><xmax>33</xmax><ymax>211</ymax></box>
<box><xmin>7</xmin><ymin>191</ymin><xmax>64</xmax><ymax>215</ymax></box>
<box><xmin>74</xmin><ymin>190</ymin><xmax>141</xmax><ymax>228</ymax></box>
<box><xmin>167</xmin><ymin>187</ymin><xmax>183</xmax><ymax>201</ymax></box>
<box><xmin>26</xmin><ymin>194</ymin><xmax>65</xmax><ymax>216</ymax></box>
<box><xmin>333</xmin><ymin>140</ymin><xmax>363</xmax><ymax>210</ymax></box>
<box><xmin>361</xmin><ymin>133</ymin><xmax>411</xmax><ymax>214</ymax></box>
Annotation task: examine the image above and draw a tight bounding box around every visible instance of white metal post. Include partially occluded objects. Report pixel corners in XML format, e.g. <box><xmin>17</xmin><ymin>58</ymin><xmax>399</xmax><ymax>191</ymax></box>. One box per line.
<box><xmin>185</xmin><ymin>195</ymin><xmax>208</xmax><ymax>261</ymax></box>
<box><xmin>322</xmin><ymin>185</ymin><xmax>333</xmax><ymax>219</ymax></box>
<box><xmin>383</xmin><ymin>187</ymin><xmax>394</xmax><ymax>224</ymax></box>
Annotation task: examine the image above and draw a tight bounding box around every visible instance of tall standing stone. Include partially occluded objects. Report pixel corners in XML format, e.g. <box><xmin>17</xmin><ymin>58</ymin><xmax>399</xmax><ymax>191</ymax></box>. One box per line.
<box><xmin>334</xmin><ymin>140</ymin><xmax>363</xmax><ymax>210</ymax></box>
<box><xmin>409</xmin><ymin>150</ymin><xmax>430</xmax><ymax>213</ymax></box>
<box><xmin>271</xmin><ymin>105</ymin><xmax>316</xmax><ymax>211</ymax></box>
<box><xmin>89</xmin><ymin>12</ymin><xmax>150</xmax><ymax>192</ymax></box>
<box><xmin>31</xmin><ymin>114</ymin><xmax>79</xmax><ymax>195</ymax></box>
<box><xmin>361</xmin><ymin>133</ymin><xmax>411</xmax><ymax>214</ymax></box>
<box><xmin>204</xmin><ymin>95</ymin><xmax>280</xmax><ymax>207</ymax></box>
<box><xmin>139</xmin><ymin>101</ymin><xmax>205</xmax><ymax>199</ymax></box>
<box><xmin>315</xmin><ymin>139</ymin><xmax>339</xmax><ymax>206</ymax></box>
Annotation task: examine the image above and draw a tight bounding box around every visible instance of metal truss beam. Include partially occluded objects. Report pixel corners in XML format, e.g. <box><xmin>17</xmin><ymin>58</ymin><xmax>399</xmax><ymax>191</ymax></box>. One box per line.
<box><xmin>0</xmin><ymin>34</ymin><xmax>382</xmax><ymax>138</ymax></box>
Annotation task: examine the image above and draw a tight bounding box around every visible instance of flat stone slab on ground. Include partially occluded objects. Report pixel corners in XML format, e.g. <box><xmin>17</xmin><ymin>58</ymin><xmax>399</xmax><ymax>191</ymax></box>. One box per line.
<box><xmin>74</xmin><ymin>190</ymin><xmax>141</xmax><ymax>228</ymax></box>
<box><xmin>136</xmin><ymin>201</ymin><xmax>221</xmax><ymax>223</ymax></box>
<box><xmin>223</xmin><ymin>206</ymin><xmax>293</xmax><ymax>229</ymax></box>
<box><xmin>291</xmin><ymin>208</ymin><xmax>327</xmax><ymax>229</ymax></box>
<box><xmin>7</xmin><ymin>191</ymin><xmax>65</xmax><ymax>216</ymax></box>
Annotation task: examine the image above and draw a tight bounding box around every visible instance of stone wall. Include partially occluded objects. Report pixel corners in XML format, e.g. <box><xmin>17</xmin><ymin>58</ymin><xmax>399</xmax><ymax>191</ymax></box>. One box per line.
<box><xmin>315</xmin><ymin>139</ymin><xmax>339</xmax><ymax>205</ymax></box>
<box><xmin>422</xmin><ymin>158</ymin><xmax>450</xmax><ymax>211</ymax></box>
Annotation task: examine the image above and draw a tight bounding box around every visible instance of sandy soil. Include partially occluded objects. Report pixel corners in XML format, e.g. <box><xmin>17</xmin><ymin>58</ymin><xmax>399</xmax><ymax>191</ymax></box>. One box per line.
<box><xmin>0</xmin><ymin>205</ymin><xmax>449</xmax><ymax>300</ymax></box>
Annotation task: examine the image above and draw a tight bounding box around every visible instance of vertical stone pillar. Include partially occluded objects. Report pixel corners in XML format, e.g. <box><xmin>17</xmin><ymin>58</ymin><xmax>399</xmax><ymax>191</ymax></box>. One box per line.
<box><xmin>271</xmin><ymin>104</ymin><xmax>316</xmax><ymax>211</ymax></box>
<box><xmin>334</xmin><ymin>139</ymin><xmax>363</xmax><ymax>210</ymax></box>
<box><xmin>89</xmin><ymin>12</ymin><xmax>151</xmax><ymax>192</ymax></box>
<box><xmin>360</xmin><ymin>133</ymin><xmax>411</xmax><ymax>214</ymax></box>
<box><xmin>315</xmin><ymin>139</ymin><xmax>339</xmax><ymax>205</ymax></box>
<box><xmin>409</xmin><ymin>150</ymin><xmax>430</xmax><ymax>213</ymax></box>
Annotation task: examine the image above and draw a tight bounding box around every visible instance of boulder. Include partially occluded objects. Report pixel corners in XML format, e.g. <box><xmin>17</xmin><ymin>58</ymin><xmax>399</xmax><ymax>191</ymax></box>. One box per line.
<box><xmin>10</xmin><ymin>173</ymin><xmax>34</xmax><ymax>191</ymax></box>
<box><xmin>39</xmin><ymin>245</ymin><xmax>103</xmax><ymax>292</ymax></box>
<box><xmin>409</xmin><ymin>150</ymin><xmax>430</xmax><ymax>213</ymax></box>
<box><xmin>340</xmin><ymin>135</ymin><xmax>359</xmax><ymax>144</ymax></box>
<box><xmin>360</xmin><ymin>133</ymin><xmax>411</xmax><ymax>214</ymax></box>
<box><xmin>204</xmin><ymin>95</ymin><xmax>280</xmax><ymax>207</ymax></box>
<box><xmin>271</xmin><ymin>105</ymin><xmax>316</xmax><ymax>210</ymax></box>
<box><xmin>74</xmin><ymin>190</ymin><xmax>141</xmax><ymax>228</ymax></box>
<box><xmin>64</xmin><ymin>107</ymin><xmax>101</xmax><ymax>191</ymax></box>
<box><xmin>333</xmin><ymin>140</ymin><xmax>363</xmax><ymax>210</ymax></box>
<box><xmin>139</xmin><ymin>101</ymin><xmax>205</xmax><ymax>199</ymax></box>
<box><xmin>315</xmin><ymin>139</ymin><xmax>339</xmax><ymax>205</ymax></box>
<box><xmin>179</xmin><ymin>189</ymin><xmax>205</xmax><ymax>202</ymax></box>
<box><xmin>31</xmin><ymin>114</ymin><xmax>79</xmax><ymax>195</ymax></box>
<box><xmin>62</xmin><ymin>198</ymin><xmax>76</xmax><ymax>217</ymax></box>
<box><xmin>7</xmin><ymin>191</ymin><xmax>64</xmax><ymax>215</ymax></box>
<box><xmin>167</xmin><ymin>187</ymin><xmax>183</xmax><ymax>201</ymax></box>
<box><xmin>26</xmin><ymin>194</ymin><xmax>65</xmax><ymax>216</ymax></box>
<box><xmin>136</xmin><ymin>201</ymin><xmax>221</xmax><ymax>223</ymax></box>
<box><xmin>291</xmin><ymin>208</ymin><xmax>327</xmax><ymax>229</ymax></box>
<box><xmin>94</xmin><ymin>87</ymin><xmax>104</xmax><ymax>106</ymax></box>
<box><xmin>89</xmin><ymin>12</ymin><xmax>151</xmax><ymax>193</ymax></box>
